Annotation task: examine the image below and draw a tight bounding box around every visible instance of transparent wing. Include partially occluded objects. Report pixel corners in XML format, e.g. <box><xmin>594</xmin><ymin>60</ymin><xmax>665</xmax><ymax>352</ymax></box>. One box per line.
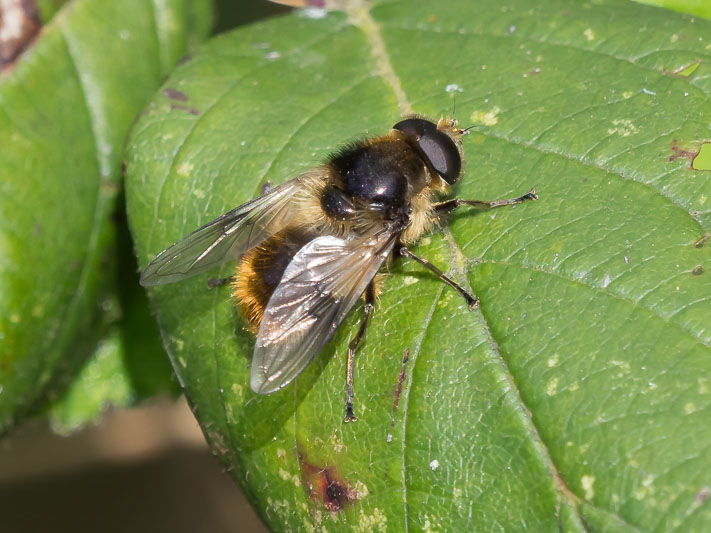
<box><xmin>250</xmin><ymin>226</ymin><xmax>399</xmax><ymax>394</ymax></box>
<box><xmin>140</xmin><ymin>176</ymin><xmax>315</xmax><ymax>286</ymax></box>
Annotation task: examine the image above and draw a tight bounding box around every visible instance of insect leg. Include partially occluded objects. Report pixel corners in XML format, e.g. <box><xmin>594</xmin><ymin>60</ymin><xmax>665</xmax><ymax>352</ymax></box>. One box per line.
<box><xmin>207</xmin><ymin>276</ymin><xmax>236</xmax><ymax>289</ymax></box>
<box><xmin>399</xmin><ymin>247</ymin><xmax>478</xmax><ymax>310</ymax></box>
<box><xmin>434</xmin><ymin>189</ymin><xmax>537</xmax><ymax>215</ymax></box>
<box><xmin>344</xmin><ymin>281</ymin><xmax>376</xmax><ymax>423</ymax></box>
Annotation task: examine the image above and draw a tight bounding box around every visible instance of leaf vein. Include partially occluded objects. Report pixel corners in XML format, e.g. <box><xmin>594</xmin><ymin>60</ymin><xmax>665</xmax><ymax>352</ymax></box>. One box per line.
<box><xmin>472</xmin><ymin>258</ymin><xmax>710</xmax><ymax>350</ymax></box>
<box><xmin>445</xmin><ymin>229</ymin><xmax>655</xmax><ymax>529</ymax></box>
<box><xmin>389</xmin><ymin>23</ymin><xmax>711</xmax><ymax>98</ymax></box>
<box><xmin>479</xmin><ymin>129</ymin><xmax>707</xmax><ymax>231</ymax></box>
<box><xmin>146</xmin><ymin>27</ymin><xmax>345</xmax><ymax>252</ymax></box>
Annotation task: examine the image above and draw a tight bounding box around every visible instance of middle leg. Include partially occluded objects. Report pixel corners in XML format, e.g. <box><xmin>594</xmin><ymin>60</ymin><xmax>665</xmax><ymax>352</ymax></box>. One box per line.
<box><xmin>399</xmin><ymin>246</ymin><xmax>478</xmax><ymax>310</ymax></box>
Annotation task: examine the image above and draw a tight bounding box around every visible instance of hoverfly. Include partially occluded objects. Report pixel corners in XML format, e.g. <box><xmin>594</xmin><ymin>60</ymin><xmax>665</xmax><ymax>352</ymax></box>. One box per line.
<box><xmin>140</xmin><ymin>117</ymin><xmax>537</xmax><ymax>422</ymax></box>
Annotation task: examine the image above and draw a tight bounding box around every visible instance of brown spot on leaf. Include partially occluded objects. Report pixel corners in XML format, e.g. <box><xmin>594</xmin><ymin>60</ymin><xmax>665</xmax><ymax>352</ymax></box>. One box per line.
<box><xmin>393</xmin><ymin>348</ymin><xmax>409</xmax><ymax>414</ymax></box>
<box><xmin>163</xmin><ymin>88</ymin><xmax>189</xmax><ymax>102</ymax></box>
<box><xmin>0</xmin><ymin>0</ymin><xmax>40</xmax><ymax>69</ymax></box>
<box><xmin>697</xmin><ymin>487</ymin><xmax>710</xmax><ymax>504</ymax></box>
<box><xmin>669</xmin><ymin>139</ymin><xmax>699</xmax><ymax>169</ymax></box>
<box><xmin>386</xmin><ymin>349</ymin><xmax>410</xmax><ymax>444</ymax></box>
<box><xmin>691</xmin><ymin>265</ymin><xmax>705</xmax><ymax>276</ymax></box>
<box><xmin>170</xmin><ymin>103</ymin><xmax>200</xmax><ymax>116</ymax></box>
<box><xmin>298</xmin><ymin>449</ymin><xmax>359</xmax><ymax>512</ymax></box>
<box><xmin>695</xmin><ymin>234</ymin><xmax>709</xmax><ymax>249</ymax></box>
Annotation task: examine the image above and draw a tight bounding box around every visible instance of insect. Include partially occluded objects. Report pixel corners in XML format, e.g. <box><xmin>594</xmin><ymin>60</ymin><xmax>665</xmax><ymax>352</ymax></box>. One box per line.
<box><xmin>140</xmin><ymin>117</ymin><xmax>537</xmax><ymax>422</ymax></box>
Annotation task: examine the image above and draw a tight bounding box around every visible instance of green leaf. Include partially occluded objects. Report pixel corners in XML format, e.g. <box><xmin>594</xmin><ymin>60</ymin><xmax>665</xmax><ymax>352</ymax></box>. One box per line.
<box><xmin>634</xmin><ymin>0</ymin><xmax>711</xmax><ymax>20</ymax></box>
<box><xmin>48</xmin><ymin>326</ymin><xmax>134</xmax><ymax>435</ymax></box>
<box><xmin>46</xmin><ymin>202</ymin><xmax>180</xmax><ymax>435</ymax></box>
<box><xmin>0</xmin><ymin>0</ymin><xmax>212</xmax><ymax>432</ymax></box>
<box><xmin>36</xmin><ymin>0</ymin><xmax>70</xmax><ymax>23</ymax></box>
<box><xmin>126</xmin><ymin>0</ymin><xmax>711</xmax><ymax>530</ymax></box>
<box><xmin>114</xmin><ymin>197</ymin><xmax>180</xmax><ymax>400</ymax></box>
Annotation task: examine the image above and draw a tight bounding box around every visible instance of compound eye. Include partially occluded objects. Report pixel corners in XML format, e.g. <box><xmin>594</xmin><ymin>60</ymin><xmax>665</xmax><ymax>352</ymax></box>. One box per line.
<box><xmin>417</xmin><ymin>132</ymin><xmax>461</xmax><ymax>184</ymax></box>
<box><xmin>393</xmin><ymin>118</ymin><xmax>462</xmax><ymax>184</ymax></box>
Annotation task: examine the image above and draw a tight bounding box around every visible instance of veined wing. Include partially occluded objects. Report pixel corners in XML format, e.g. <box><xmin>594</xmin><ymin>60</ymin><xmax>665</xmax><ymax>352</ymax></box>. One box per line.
<box><xmin>140</xmin><ymin>176</ymin><xmax>317</xmax><ymax>286</ymax></box>
<box><xmin>250</xmin><ymin>226</ymin><xmax>399</xmax><ymax>394</ymax></box>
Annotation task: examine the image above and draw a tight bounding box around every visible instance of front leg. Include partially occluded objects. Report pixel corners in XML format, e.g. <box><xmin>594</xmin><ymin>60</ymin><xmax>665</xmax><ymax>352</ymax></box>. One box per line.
<box><xmin>435</xmin><ymin>189</ymin><xmax>537</xmax><ymax>216</ymax></box>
